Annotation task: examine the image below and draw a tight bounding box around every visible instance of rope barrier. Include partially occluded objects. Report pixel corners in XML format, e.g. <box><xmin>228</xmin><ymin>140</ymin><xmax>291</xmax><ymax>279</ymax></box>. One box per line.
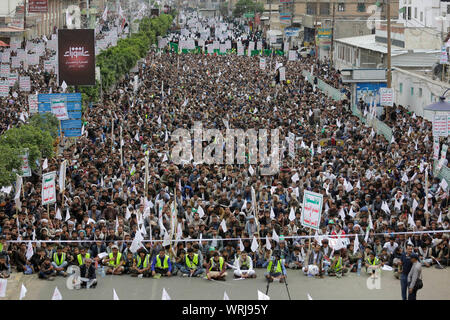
<box><xmin>5</xmin><ymin>229</ymin><xmax>450</xmax><ymax>244</ymax></box>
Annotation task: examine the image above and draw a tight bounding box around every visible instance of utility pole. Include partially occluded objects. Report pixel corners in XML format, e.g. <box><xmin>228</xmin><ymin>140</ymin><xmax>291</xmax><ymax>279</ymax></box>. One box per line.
<box><xmin>386</xmin><ymin>0</ymin><xmax>392</xmax><ymax>88</ymax></box>
<box><xmin>23</xmin><ymin>0</ymin><xmax>27</xmax><ymax>42</ymax></box>
<box><xmin>330</xmin><ymin>1</ymin><xmax>335</xmax><ymax>66</ymax></box>
<box><xmin>315</xmin><ymin>0</ymin><xmax>319</xmax><ymax>59</ymax></box>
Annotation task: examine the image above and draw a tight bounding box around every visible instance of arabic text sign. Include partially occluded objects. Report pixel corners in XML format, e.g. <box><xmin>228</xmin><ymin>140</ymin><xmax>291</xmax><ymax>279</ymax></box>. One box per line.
<box><xmin>29</xmin><ymin>94</ymin><xmax>38</xmax><ymax>114</ymax></box>
<box><xmin>0</xmin><ymin>81</ymin><xmax>9</xmax><ymax>97</ymax></box>
<box><xmin>301</xmin><ymin>190</ymin><xmax>323</xmax><ymax>230</ymax></box>
<box><xmin>50</xmin><ymin>97</ymin><xmax>69</xmax><ymax>120</ymax></box>
<box><xmin>379</xmin><ymin>87</ymin><xmax>394</xmax><ymax>107</ymax></box>
<box><xmin>42</xmin><ymin>171</ymin><xmax>56</xmax><ymax>205</ymax></box>
<box><xmin>19</xmin><ymin>76</ymin><xmax>31</xmax><ymax>91</ymax></box>
<box><xmin>433</xmin><ymin>113</ymin><xmax>448</xmax><ymax>137</ymax></box>
<box><xmin>58</xmin><ymin>29</ymin><xmax>95</xmax><ymax>86</ymax></box>
<box><xmin>21</xmin><ymin>150</ymin><xmax>32</xmax><ymax>177</ymax></box>
<box><xmin>288</xmin><ymin>132</ymin><xmax>295</xmax><ymax>158</ymax></box>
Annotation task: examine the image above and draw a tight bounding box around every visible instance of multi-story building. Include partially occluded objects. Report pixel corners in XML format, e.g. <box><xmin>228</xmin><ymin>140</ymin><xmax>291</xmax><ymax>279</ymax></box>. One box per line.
<box><xmin>397</xmin><ymin>0</ymin><xmax>450</xmax><ymax>39</ymax></box>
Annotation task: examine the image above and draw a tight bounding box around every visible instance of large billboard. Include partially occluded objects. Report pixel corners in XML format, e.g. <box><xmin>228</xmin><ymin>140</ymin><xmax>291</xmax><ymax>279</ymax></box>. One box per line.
<box><xmin>58</xmin><ymin>29</ymin><xmax>95</xmax><ymax>86</ymax></box>
<box><xmin>38</xmin><ymin>93</ymin><xmax>82</xmax><ymax>137</ymax></box>
<box><xmin>28</xmin><ymin>0</ymin><xmax>48</xmax><ymax>13</ymax></box>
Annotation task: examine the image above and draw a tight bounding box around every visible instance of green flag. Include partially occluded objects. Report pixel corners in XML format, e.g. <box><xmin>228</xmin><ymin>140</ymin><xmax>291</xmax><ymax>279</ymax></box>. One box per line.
<box><xmin>399</xmin><ymin>7</ymin><xmax>406</xmax><ymax>13</ymax></box>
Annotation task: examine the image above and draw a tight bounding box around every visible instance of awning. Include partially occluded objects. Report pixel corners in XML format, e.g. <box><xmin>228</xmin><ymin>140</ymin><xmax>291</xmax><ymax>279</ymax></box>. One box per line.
<box><xmin>0</xmin><ymin>40</ymin><xmax>10</xmax><ymax>47</ymax></box>
<box><xmin>0</xmin><ymin>26</ymin><xmax>29</xmax><ymax>33</ymax></box>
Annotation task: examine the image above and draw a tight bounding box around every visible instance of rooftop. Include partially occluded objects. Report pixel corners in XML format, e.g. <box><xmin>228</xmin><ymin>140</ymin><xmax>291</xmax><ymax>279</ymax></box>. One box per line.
<box><xmin>334</xmin><ymin>34</ymin><xmax>406</xmax><ymax>55</ymax></box>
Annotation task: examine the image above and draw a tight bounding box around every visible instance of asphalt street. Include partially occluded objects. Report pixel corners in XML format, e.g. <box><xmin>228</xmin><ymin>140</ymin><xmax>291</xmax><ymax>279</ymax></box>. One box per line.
<box><xmin>1</xmin><ymin>267</ymin><xmax>449</xmax><ymax>300</ymax></box>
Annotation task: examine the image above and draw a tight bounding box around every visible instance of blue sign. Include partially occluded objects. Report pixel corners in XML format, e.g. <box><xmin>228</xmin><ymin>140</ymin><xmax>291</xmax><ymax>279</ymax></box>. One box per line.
<box><xmin>285</xmin><ymin>27</ymin><xmax>300</xmax><ymax>37</ymax></box>
<box><xmin>38</xmin><ymin>93</ymin><xmax>82</xmax><ymax>137</ymax></box>
<box><xmin>355</xmin><ymin>82</ymin><xmax>387</xmax><ymax>108</ymax></box>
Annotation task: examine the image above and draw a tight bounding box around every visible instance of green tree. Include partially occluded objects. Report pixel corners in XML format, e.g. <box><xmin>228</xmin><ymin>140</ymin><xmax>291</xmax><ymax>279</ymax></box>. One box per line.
<box><xmin>233</xmin><ymin>0</ymin><xmax>264</xmax><ymax>18</ymax></box>
<box><xmin>28</xmin><ymin>113</ymin><xmax>60</xmax><ymax>139</ymax></box>
<box><xmin>0</xmin><ymin>145</ymin><xmax>23</xmax><ymax>187</ymax></box>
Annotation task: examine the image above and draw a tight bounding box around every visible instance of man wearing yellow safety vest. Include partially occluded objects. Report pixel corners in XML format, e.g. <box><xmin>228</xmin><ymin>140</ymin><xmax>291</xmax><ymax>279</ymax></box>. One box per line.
<box><xmin>76</xmin><ymin>247</ymin><xmax>91</xmax><ymax>266</ymax></box>
<box><xmin>265</xmin><ymin>251</ymin><xmax>286</xmax><ymax>283</ymax></box>
<box><xmin>102</xmin><ymin>245</ymin><xmax>125</xmax><ymax>275</ymax></box>
<box><xmin>365</xmin><ymin>251</ymin><xmax>381</xmax><ymax>277</ymax></box>
<box><xmin>51</xmin><ymin>246</ymin><xmax>68</xmax><ymax>277</ymax></box>
<box><xmin>181</xmin><ymin>248</ymin><xmax>205</xmax><ymax>277</ymax></box>
<box><xmin>151</xmin><ymin>248</ymin><xmax>172</xmax><ymax>277</ymax></box>
<box><xmin>328</xmin><ymin>251</ymin><xmax>348</xmax><ymax>277</ymax></box>
<box><xmin>206</xmin><ymin>251</ymin><xmax>227</xmax><ymax>281</ymax></box>
<box><xmin>131</xmin><ymin>248</ymin><xmax>151</xmax><ymax>277</ymax></box>
<box><xmin>233</xmin><ymin>251</ymin><xmax>256</xmax><ymax>278</ymax></box>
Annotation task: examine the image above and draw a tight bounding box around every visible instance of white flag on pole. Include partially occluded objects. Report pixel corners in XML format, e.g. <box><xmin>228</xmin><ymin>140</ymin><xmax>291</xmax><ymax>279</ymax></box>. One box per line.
<box><xmin>55</xmin><ymin>208</ymin><xmax>62</xmax><ymax>220</ymax></box>
<box><xmin>239</xmin><ymin>238</ymin><xmax>245</xmax><ymax>251</ymax></box>
<box><xmin>353</xmin><ymin>235</ymin><xmax>360</xmax><ymax>255</ymax></box>
<box><xmin>19</xmin><ymin>283</ymin><xmax>27</xmax><ymax>300</ymax></box>
<box><xmin>251</xmin><ymin>236</ymin><xmax>258</xmax><ymax>252</ymax></box>
<box><xmin>223</xmin><ymin>291</ymin><xmax>230</xmax><ymax>300</ymax></box>
<box><xmin>272</xmin><ymin>228</ymin><xmax>280</xmax><ymax>242</ymax></box>
<box><xmin>265</xmin><ymin>235</ymin><xmax>271</xmax><ymax>250</ymax></box>
<box><xmin>26</xmin><ymin>241</ymin><xmax>33</xmax><ymax>260</ymax></box>
<box><xmin>42</xmin><ymin>158</ymin><xmax>48</xmax><ymax>170</ymax></box>
<box><xmin>248</xmin><ymin>165</ymin><xmax>255</xmax><ymax>176</ymax></box>
<box><xmin>113</xmin><ymin>288</ymin><xmax>120</xmax><ymax>300</ymax></box>
<box><xmin>270</xmin><ymin>207</ymin><xmax>275</xmax><ymax>219</ymax></box>
<box><xmin>289</xmin><ymin>207</ymin><xmax>296</xmax><ymax>221</ymax></box>
<box><xmin>65</xmin><ymin>208</ymin><xmax>70</xmax><ymax>222</ymax></box>
<box><xmin>0</xmin><ymin>279</ymin><xmax>7</xmax><ymax>298</ymax></box>
<box><xmin>197</xmin><ymin>205</ymin><xmax>205</xmax><ymax>219</ymax></box>
<box><xmin>381</xmin><ymin>201</ymin><xmax>390</xmax><ymax>214</ymax></box>
<box><xmin>51</xmin><ymin>286</ymin><xmax>62</xmax><ymax>300</ymax></box>
<box><xmin>257</xmin><ymin>290</ymin><xmax>270</xmax><ymax>300</ymax></box>
<box><xmin>162</xmin><ymin>288</ymin><xmax>171</xmax><ymax>300</ymax></box>
<box><xmin>220</xmin><ymin>219</ymin><xmax>227</xmax><ymax>233</ymax></box>
<box><xmin>307</xmin><ymin>293</ymin><xmax>313</xmax><ymax>300</ymax></box>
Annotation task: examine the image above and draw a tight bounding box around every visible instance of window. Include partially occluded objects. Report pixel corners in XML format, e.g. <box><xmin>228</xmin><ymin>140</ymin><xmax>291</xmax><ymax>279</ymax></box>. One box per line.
<box><xmin>320</xmin><ymin>3</ymin><xmax>330</xmax><ymax>15</ymax></box>
<box><xmin>338</xmin><ymin>3</ymin><xmax>345</xmax><ymax>12</ymax></box>
<box><xmin>411</xmin><ymin>87</ymin><xmax>414</xmax><ymax>96</ymax></box>
<box><xmin>414</xmin><ymin>7</ymin><xmax>417</xmax><ymax>19</ymax></box>
<box><xmin>357</xmin><ymin>3</ymin><xmax>366</xmax><ymax>12</ymax></box>
<box><xmin>431</xmin><ymin>93</ymin><xmax>434</xmax><ymax>101</ymax></box>
<box><xmin>419</xmin><ymin>88</ymin><xmax>422</xmax><ymax>97</ymax></box>
<box><xmin>400</xmin><ymin>83</ymin><xmax>403</xmax><ymax>94</ymax></box>
<box><xmin>307</xmin><ymin>3</ymin><xmax>316</xmax><ymax>15</ymax></box>
<box><xmin>407</xmin><ymin>7</ymin><xmax>411</xmax><ymax>20</ymax></box>
<box><xmin>420</xmin><ymin>11</ymin><xmax>423</xmax><ymax>22</ymax></box>
<box><xmin>448</xmin><ymin>5</ymin><xmax>450</xmax><ymax>14</ymax></box>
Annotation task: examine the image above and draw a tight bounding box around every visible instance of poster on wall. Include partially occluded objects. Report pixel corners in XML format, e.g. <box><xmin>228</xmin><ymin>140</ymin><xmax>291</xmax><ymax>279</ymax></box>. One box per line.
<box><xmin>58</xmin><ymin>29</ymin><xmax>95</xmax><ymax>86</ymax></box>
<box><xmin>28</xmin><ymin>0</ymin><xmax>48</xmax><ymax>13</ymax></box>
<box><xmin>355</xmin><ymin>82</ymin><xmax>388</xmax><ymax>108</ymax></box>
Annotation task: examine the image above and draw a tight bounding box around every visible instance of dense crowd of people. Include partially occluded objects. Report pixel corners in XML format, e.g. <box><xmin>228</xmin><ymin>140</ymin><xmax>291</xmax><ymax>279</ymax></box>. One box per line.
<box><xmin>0</xmin><ymin>13</ymin><xmax>448</xmax><ymax>302</ymax></box>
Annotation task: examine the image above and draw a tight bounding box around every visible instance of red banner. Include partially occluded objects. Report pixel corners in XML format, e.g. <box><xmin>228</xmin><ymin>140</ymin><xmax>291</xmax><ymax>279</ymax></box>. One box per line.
<box><xmin>28</xmin><ymin>0</ymin><xmax>48</xmax><ymax>13</ymax></box>
<box><xmin>58</xmin><ymin>29</ymin><xmax>96</xmax><ymax>86</ymax></box>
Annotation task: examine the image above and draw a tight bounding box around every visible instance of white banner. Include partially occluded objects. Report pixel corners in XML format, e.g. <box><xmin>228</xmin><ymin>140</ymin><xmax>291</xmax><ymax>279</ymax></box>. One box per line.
<box><xmin>51</xmin><ymin>97</ymin><xmax>69</xmax><ymax>120</ymax></box>
<box><xmin>8</xmin><ymin>73</ymin><xmax>18</xmax><ymax>87</ymax></box>
<box><xmin>19</xmin><ymin>76</ymin><xmax>31</xmax><ymax>92</ymax></box>
<box><xmin>29</xmin><ymin>94</ymin><xmax>38</xmax><ymax>114</ymax></box>
<box><xmin>259</xmin><ymin>57</ymin><xmax>266</xmax><ymax>70</ymax></box>
<box><xmin>21</xmin><ymin>150</ymin><xmax>32</xmax><ymax>177</ymax></box>
<box><xmin>288</xmin><ymin>50</ymin><xmax>297</xmax><ymax>61</ymax></box>
<box><xmin>288</xmin><ymin>132</ymin><xmax>295</xmax><ymax>158</ymax></box>
<box><xmin>301</xmin><ymin>190</ymin><xmax>323</xmax><ymax>230</ymax></box>
<box><xmin>0</xmin><ymin>64</ymin><xmax>10</xmax><ymax>78</ymax></box>
<box><xmin>380</xmin><ymin>88</ymin><xmax>394</xmax><ymax>107</ymax></box>
<box><xmin>279</xmin><ymin>67</ymin><xmax>286</xmax><ymax>81</ymax></box>
<box><xmin>0</xmin><ymin>80</ymin><xmax>9</xmax><ymax>97</ymax></box>
<box><xmin>433</xmin><ymin>136</ymin><xmax>440</xmax><ymax>160</ymax></box>
<box><xmin>433</xmin><ymin>113</ymin><xmax>448</xmax><ymax>137</ymax></box>
<box><xmin>42</xmin><ymin>171</ymin><xmax>57</xmax><ymax>206</ymax></box>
